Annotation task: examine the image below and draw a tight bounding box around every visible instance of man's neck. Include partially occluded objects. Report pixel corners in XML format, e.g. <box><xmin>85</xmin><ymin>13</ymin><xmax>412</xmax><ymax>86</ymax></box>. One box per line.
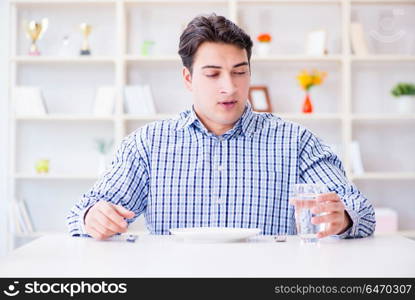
<box><xmin>193</xmin><ymin>109</ymin><xmax>235</xmax><ymax>136</ymax></box>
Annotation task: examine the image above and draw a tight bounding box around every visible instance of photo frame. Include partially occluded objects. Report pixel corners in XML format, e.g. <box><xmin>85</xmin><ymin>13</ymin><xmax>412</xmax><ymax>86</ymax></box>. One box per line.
<box><xmin>14</xmin><ymin>87</ymin><xmax>47</xmax><ymax>116</ymax></box>
<box><xmin>305</xmin><ymin>30</ymin><xmax>327</xmax><ymax>56</ymax></box>
<box><xmin>92</xmin><ymin>86</ymin><xmax>116</xmax><ymax>116</ymax></box>
<box><xmin>248</xmin><ymin>86</ymin><xmax>272</xmax><ymax>112</ymax></box>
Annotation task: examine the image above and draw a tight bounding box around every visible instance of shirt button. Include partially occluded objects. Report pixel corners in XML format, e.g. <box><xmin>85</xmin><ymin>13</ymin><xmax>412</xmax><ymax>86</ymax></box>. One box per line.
<box><xmin>217</xmin><ymin>198</ymin><xmax>225</xmax><ymax>205</ymax></box>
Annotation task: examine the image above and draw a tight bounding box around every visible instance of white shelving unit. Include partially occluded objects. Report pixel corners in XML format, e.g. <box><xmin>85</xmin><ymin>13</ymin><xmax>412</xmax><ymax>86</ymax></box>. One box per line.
<box><xmin>7</xmin><ymin>0</ymin><xmax>415</xmax><ymax>248</ymax></box>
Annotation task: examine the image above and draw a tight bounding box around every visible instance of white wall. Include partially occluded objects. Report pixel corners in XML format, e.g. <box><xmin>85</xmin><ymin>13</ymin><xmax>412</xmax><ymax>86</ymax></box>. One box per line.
<box><xmin>0</xmin><ymin>0</ymin><xmax>10</xmax><ymax>257</ymax></box>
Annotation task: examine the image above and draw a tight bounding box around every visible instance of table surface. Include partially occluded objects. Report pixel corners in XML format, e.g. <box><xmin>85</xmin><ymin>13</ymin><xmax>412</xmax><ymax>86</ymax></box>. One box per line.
<box><xmin>1</xmin><ymin>234</ymin><xmax>414</xmax><ymax>277</ymax></box>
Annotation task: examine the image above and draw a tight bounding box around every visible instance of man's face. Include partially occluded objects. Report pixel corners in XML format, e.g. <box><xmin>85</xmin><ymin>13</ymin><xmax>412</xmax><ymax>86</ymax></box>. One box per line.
<box><xmin>182</xmin><ymin>42</ymin><xmax>251</xmax><ymax>133</ymax></box>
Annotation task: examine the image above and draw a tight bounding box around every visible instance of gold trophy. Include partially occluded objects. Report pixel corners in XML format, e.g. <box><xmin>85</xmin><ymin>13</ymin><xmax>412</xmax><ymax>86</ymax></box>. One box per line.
<box><xmin>23</xmin><ymin>18</ymin><xmax>48</xmax><ymax>56</ymax></box>
<box><xmin>80</xmin><ymin>23</ymin><xmax>92</xmax><ymax>55</ymax></box>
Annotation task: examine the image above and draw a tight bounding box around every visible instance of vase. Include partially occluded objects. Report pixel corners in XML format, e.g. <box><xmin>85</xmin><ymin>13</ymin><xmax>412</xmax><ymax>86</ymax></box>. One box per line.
<box><xmin>396</xmin><ymin>95</ymin><xmax>415</xmax><ymax>114</ymax></box>
<box><xmin>302</xmin><ymin>92</ymin><xmax>313</xmax><ymax>113</ymax></box>
<box><xmin>257</xmin><ymin>43</ymin><xmax>271</xmax><ymax>57</ymax></box>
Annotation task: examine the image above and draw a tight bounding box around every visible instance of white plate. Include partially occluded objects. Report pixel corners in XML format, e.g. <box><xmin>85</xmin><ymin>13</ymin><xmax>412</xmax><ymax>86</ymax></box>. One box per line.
<box><xmin>169</xmin><ymin>227</ymin><xmax>262</xmax><ymax>243</ymax></box>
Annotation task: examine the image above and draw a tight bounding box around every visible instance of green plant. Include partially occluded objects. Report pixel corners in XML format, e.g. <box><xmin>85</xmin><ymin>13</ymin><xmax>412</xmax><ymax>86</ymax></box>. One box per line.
<box><xmin>391</xmin><ymin>83</ymin><xmax>415</xmax><ymax>98</ymax></box>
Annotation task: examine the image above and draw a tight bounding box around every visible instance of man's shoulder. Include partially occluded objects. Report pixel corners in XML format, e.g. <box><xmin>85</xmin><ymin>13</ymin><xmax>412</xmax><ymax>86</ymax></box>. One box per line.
<box><xmin>253</xmin><ymin>112</ymin><xmax>305</xmax><ymax>133</ymax></box>
<box><xmin>126</xmin><ymin>110</ymin><xmax>190</xmax><ymax>140</ymax></box>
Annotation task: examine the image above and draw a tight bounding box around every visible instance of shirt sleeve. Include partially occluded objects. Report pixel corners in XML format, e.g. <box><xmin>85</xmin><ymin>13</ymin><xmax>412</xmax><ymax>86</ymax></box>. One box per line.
<box><xmin>66</xmin><ymin>128</ymin><xmax>150</xmax><ymax>236</ymax></box>
<box><xmin>298</xmin><ymin>127</ymin><xmax>376</xmax><ymax>239</ymax></box>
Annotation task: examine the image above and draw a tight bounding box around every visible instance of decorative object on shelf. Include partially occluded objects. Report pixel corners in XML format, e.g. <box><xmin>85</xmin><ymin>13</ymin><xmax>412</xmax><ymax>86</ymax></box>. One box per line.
<box><xmin>14</xmin><ymin>87</ymin><xmax>48</xmax><ymax>116</ymax></box>
<box><xmin>35</xmin><ymin>159</ymin><xmax>50</xmax><ymax>174</ymax></box>
<box><xmin>124</xmin><ymin>85</ymin><xmax>156</xmax><ymax>115</ymax></box>
<box><xmin>350</xmin><ymin>22</ymin><xmax>369</xmax><ymax>55</ymax></box>
<box><xmin>58</xmin><ymin>34</ymin><xmax>72</xmax><ymax>57</ymax></box>
<box><xmin>248</xmin><ymin>86</ymin><xmax>272</xmax><ymax>113</ymax></box>
<box><xmin>305</xmin><ymin>30</ymin><xmax>327</xmax><ymax>56</ymax></box>
<box><xmin>95</xmin><ymin>138</ymin><xmax>114</xmax><ymax>175</ymax></box>
<box><xmin>23</xmin><ymin>18</ymin><xmax>48</xmax><ymax>56</ymax></box>
<box><xmin>350</xmin><ymin>141</ymin><xmax>364</xmax><ymax>175</ymax></box>
<box><xmin>296</xmin><ymin>69</ymin><xmax>327</xmax><ymax>114</ymax></box>
<box><xmin>92</xmin><ymin>86</ymin><xmax>116</xmax><ymax>116</ymax></box>
<box><xmin>140</xmin><ymin>40</ymin><xmax>155</xmax><ymax>56</ymax></box>
<box><xmin>10</xmin><ymin>199</ymin><xmax>35</xmax><ymax>235</ymax></box>
<box><xmin>79</xmin><ymin>23</ymin><xmax>92</xmax><ymax>55</ymax></box>
<box><xmin>256</xmin><ymin>33</ymin><xmax>272</xmax><ymax>57</ymax></box>
<box><xmin>391</xmin><ymin>83</ymin><xmax>415</xmax><ymax>114</ymax></box>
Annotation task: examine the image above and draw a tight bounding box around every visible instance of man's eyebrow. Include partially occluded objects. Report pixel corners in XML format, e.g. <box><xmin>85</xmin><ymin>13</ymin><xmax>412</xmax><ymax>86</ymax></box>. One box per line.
<box><xmin>201</xmin><ymin>62</ymin><xmax>249</xmax><ymax>70</ymax></box>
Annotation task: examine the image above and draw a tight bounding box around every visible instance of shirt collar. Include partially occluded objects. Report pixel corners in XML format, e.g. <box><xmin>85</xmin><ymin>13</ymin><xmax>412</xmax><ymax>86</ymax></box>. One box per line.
<box><xmin>175</xmin><ymin>102</ymin><xmax>257</xmax><ymax>138</ymax></box>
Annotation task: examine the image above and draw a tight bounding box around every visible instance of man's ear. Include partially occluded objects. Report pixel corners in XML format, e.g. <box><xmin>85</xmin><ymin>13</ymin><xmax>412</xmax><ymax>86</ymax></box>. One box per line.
<box><xmin>182</xmin><ymin>67</ymin><xmax>192</xmax><ymax>92</ymax></box>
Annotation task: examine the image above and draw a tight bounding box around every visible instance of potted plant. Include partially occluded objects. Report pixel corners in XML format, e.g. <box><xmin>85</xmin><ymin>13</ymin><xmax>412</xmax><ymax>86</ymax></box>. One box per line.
<box><xmin>296</xmin><ymin>69</ymin><xmax>327</xmax><ymax>113</ymax></box>
<box><xmin>256</xmin><ymin>33</ymin><xmax>272</xmax><ymax>57</ymax></box>
<box><xmin>391</xmin><ymin>83</ymin><xmax>415</xmax><ymax>114</ymax></box>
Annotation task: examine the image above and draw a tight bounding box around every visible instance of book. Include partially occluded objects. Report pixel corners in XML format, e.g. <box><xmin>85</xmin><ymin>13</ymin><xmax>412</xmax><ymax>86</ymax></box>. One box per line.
<box><xmin>92</xmin><ymin>86</ymin><xmax>116</xmax><ymax>116</ymax></box>
<box><xmin>18</xmin><ymin>199</ymin><xmax>35</xmax><ymax>233</ymax></box>
<box><xmin>350</xmin><ymin>22</ymin><xmax>369</xmax><ymax>55</ymax></box>
<box><xmin>124</xmin><ymin>85</ymin><xmax>156</xmax><ymax>115</ymax></box>
<box><xmin>14</xmin><ymin>87</ymin><xmax>47</xmax><ymax>116</ymax></box>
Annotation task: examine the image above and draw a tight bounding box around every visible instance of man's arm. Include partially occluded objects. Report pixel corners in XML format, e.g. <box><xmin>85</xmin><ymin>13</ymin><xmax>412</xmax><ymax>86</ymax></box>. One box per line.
<box><xmin>298</xmin><ymin>127</ymin><xmax>376</xmax><ymax>238</ymax></box>
<box><xmin>66</xmin><ymin>129</ymin><xmax>150</xmax><ymax>237</ymax></box>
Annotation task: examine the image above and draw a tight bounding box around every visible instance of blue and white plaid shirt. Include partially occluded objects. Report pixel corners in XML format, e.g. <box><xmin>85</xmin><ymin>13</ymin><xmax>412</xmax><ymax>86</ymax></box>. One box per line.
<box><xmin>67</xmin><ymin>104</ymin><xmax>375</xmax><ymax>238</ymax></box>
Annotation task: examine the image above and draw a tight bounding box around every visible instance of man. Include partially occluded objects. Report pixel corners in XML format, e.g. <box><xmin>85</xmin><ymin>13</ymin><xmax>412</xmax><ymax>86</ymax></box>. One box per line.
<box><xmin>67</xmin><ymin>14</ymin><xmax>375</xmax><ymax>240</ymax></box>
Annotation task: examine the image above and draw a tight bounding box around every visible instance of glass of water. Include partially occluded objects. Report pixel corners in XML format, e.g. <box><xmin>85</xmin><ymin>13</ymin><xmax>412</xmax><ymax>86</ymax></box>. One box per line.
<box><xmin>291</xmin><ymin>183</ymin><xmax>328</xmax><ymax>243</ymax></box>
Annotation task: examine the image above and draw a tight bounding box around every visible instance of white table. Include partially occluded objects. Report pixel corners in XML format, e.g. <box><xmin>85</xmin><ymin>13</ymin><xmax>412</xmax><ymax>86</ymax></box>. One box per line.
<box><xmin>1</xmin><ymin>234</ymin><xmax>414</xmax><ymax>277</ymax></box>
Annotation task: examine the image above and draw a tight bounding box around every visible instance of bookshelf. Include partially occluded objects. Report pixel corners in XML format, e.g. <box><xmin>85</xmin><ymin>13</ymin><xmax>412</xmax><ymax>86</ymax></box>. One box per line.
<box><xmin>7</xmin><ymin>0</ymin><xmax>415</xmax><ymax>249</ymax></box>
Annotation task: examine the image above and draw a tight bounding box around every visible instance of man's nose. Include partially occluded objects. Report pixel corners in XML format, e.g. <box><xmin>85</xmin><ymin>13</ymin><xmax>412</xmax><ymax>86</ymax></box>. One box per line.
<box><xmin>219</xmin><ymin>74</ymin><xmax>237</xmax><ymax>95</ymax></box>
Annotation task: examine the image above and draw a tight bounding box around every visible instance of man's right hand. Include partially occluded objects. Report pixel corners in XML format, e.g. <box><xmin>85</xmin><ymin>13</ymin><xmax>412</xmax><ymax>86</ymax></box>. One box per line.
<box><xmin>84</xmin><ymin>201</ymin><xmax>135</xmax><ymax>240</ymax></box>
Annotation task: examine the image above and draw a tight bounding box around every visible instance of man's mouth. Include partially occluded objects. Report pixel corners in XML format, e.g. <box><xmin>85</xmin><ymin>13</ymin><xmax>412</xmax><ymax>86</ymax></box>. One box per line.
<box><xmin>218</xmin><ymin>100</ymin><xmax>238</xmax><ymax>109</ymax></box>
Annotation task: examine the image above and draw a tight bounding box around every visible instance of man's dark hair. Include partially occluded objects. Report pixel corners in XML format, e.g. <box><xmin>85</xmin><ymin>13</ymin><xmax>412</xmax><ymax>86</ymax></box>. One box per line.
<box><xmin>178</xmin><ymin>13</ymin><xmax>253</xmax><ymax>74</ymax></box>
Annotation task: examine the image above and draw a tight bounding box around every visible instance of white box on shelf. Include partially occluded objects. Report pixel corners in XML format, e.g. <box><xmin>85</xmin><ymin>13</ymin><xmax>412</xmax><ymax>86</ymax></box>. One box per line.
<box><xmin>14</xmin><ymin>87</ymin><xmax>47</xmax><ymax>117</ymax></box>
<box><xmin>350</xmin><ymin>22</ymin><xmax>369</xmax><ymax>55</ymax></box>
<box><xmin>305</xmin><ymin>30</ymin><xmax>327</xmax><ymax>56</ymax></box>
<box><xmin>124</xmin><ymin>85</ymin><xmax>156</xmax><ymax>115</ymax></box>
<box><xmin>92</xmin><ymin>86</ymin><xmax>116</xmax><ymax>116</ymax></box>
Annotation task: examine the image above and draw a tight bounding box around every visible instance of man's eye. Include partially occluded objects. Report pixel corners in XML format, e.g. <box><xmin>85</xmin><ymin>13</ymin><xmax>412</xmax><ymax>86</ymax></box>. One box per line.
<box><xmin>206</xmin><ymin>74</ymin><xmax>219</xmax><ymax>78</ymax></box>
<box><xmin>234</xmin><ymin>71</ymin><xmax>247</xmax><ymax>75</ymax></box>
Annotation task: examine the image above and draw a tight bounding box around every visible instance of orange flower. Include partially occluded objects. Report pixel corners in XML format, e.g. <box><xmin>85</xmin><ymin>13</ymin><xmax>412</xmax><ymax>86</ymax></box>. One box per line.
<box><xmin>257</xmin><ymin>33</ymin><xmax>272</xmax><ymax>43</ymax></box>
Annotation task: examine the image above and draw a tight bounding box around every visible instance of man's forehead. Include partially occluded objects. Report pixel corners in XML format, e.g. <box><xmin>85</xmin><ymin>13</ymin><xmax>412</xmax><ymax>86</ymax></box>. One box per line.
<box><xmin>193</xmin><ymin>42</ymin><xmax>248</xmax><ymax>69</ymax></box>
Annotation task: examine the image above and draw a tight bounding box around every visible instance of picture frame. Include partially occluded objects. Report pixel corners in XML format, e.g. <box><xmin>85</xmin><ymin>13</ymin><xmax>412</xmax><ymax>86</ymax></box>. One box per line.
<box><xmin>305</xmin><ymin>30</ymin><xmax>327</xmax><ymax>56</ymax></box>
<box><xmin>92</xmin><ymin>86</ymin><xmax>116</xmax><ymax>116</ymax></box>
<box><xmin>14</xmin><ymin>87</ymin><xmax>47</xmax><ymax>116</ymax></box>
<box><xmin>248</xmin><ymin>85</ymin><xmax>272</xmax><ymax>112</ymax></box>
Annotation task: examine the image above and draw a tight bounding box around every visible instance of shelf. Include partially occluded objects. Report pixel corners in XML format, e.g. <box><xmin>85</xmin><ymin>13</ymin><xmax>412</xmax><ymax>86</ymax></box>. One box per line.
<box><xmin>123</xmin><ymin>114</ymin><xmax>176</xmax><ymax>121</ymax></box>
<box><xmin>126</xmin><ymin>0</ymin><xmax>228</xmax><ymax>4</ymax></box>
<box><xmin>351</xmin><ymin>172</ymin><xmax>415</xmax><ymax>180</ymax></box>
<box><xmin>252</xmin><ymin>55</ymin><xmax>342</xmax><ymax>62</ymax></box>
<box><xmin>15</xmin><ymin>115</ymin><xmax>116</xmax><ymax>121</ymax></box>
<box><xmin>126</xmin><ymin>55</ymin><xmax>181</xmax><ymax>62</ymax></box>
<box><xmin>14</xmin><ymin>174</ymin><xmax>100</xmax><ymax>180</ymax></box>
<box><xmin>277</xmin><ymin>113</ymin><xmax>342</xmax><ymax>120</ymax></box>
<box><xmin>352</xmin><ymin>114</ymin><xmax>415</xmax><ymax>121</ymax></box>
<box><xmin>11</xmin><ymin>56</ymin><xmax>116</xmax><ymax>64</ymax></box>
<box><xmin>11</xmin><ymin>0</ymin><xmax>116</xmax><ymax>4</ymax></box>
<box><xmin>238</xmin><ymin>0</ymin><xmax>341</xmax><ymax>4</ymax></box>
<box><xmin>351</xmin><ymin>55</ymin><xmax>415</xmax><ymax>62</ymax></box>
<box><xmin>351</xmin><ymin>0</ymin><xmax>415</xmax><ymax>4</ymax></box>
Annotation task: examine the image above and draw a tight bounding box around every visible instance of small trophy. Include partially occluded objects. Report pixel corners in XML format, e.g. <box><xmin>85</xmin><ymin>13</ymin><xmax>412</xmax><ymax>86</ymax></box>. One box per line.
<box><xmin>79</xmin><ymin>23</ymin><xmax>92</xmax><ymax>55</ymax></box>
<box><xmin>23</xmin><ymin>18</ymin><xmax>48</xmax><ymax>56</ymax></box>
